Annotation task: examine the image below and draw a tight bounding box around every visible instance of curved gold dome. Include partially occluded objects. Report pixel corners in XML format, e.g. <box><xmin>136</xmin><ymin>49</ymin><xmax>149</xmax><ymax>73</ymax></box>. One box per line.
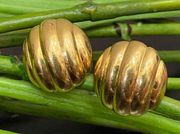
<box><xmin>23</xmin><ymin>19</ymin><xmax>92</xmax><ymax>92</ymax></box>
<box><xmin>94</xmin><ymin>41</ymin><xmax>167</xmax><ymax>115</ymax></box>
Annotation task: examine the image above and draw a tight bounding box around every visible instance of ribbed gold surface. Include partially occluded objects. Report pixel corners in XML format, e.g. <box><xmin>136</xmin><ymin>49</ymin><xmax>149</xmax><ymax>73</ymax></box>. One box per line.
<box><xmin>23</xmin><ymin>19</ymin><xmax>92</xmax><ymax>92</ymax></box>
<box><xmin>94</xmin><ymin>41</ymin><xmax>167</xmax><ymax>115</ymax></box>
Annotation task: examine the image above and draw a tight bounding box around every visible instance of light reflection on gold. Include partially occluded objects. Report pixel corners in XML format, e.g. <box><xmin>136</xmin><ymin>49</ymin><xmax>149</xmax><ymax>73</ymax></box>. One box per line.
<box><xmin>23</xmin><ymin>19</ymin><xmax>92</xmax><ymax>92</ymax></box>
<box><xmin>94</xmin><ymin>41</ymin><xmax>167</xmax><ymax>115</ymax></box>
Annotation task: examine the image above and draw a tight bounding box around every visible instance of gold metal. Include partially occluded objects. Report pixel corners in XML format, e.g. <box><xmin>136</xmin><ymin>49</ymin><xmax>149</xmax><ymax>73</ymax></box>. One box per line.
<box><xmin>23</xmin><ymin>19</ymin><xmax>92</xmax><ymax>92</ymax></box>
<box><xmin>94</xmin><ymin>41</ymin><xmax>167</xmax><ymax>115</ymax></box>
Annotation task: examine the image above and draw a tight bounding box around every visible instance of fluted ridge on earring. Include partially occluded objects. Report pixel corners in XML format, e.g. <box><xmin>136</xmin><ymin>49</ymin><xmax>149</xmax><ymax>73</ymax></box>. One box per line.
<box><xmin>94</xmin><ymin>41</ymin><xmax>167</xmax><ymax>115</ymax></box>
<box><xmin>23</xmin><ymin>19</ymin><xmax>92</xmax><ymax>92</ymax></box>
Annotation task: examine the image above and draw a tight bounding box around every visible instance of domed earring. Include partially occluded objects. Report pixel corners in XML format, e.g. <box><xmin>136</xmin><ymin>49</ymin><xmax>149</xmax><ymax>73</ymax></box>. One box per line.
<box><xmin>23</xmin><ymin>19</ymin><xmax>92</xmax><ymax>92</ymax></box>
<box><xmin>94</xmin><ymin>40</ymin><xmax>167</xmax><ymax>115</ymax></box>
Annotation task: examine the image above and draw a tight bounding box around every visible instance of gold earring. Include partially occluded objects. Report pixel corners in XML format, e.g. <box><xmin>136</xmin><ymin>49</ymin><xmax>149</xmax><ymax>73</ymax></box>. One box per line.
<box><xmin>94</xmin><ymin>40</ymin><xmax>167</xmax><ymax>115</ymax></box>
<box><xmin>23</xmin><ymin>19</ymin><xmax>92</xmax><ymax>92</ymax></box>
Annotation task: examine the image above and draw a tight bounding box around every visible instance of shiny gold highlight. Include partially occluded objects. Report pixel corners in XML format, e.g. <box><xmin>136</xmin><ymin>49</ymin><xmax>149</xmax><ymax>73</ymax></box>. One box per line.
<box><xmin>23</xmin><ymin>19</ymin><xmax>92</xmax><ymax>92</ymax></box>
<box><xmin>94</xmin><ymin>41</ymin><xmax>167</xmax><ymax>115</ymax></box>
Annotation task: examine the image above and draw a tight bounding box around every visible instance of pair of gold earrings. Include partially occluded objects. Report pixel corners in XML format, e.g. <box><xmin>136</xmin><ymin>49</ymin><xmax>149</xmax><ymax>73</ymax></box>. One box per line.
<box><xmin>23</xmin><ymin>19</ymin><xmax>167</xmax><ymax>115</ymax></box>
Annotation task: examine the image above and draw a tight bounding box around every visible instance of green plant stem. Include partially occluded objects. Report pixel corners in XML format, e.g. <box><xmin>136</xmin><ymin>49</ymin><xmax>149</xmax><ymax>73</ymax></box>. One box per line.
<box><xmin>77</xmin><ymin>10</ymin><xmax>180</xmax><ymax>30</ymax></box>
<box><xmin>1</xmin><ymin>8</ymin><xmax>180</xmax><ymax>29</ymax></box>
<box><xmin>168</xmin><ymin>78</ymin><xmax>180</xmax><ymax>90</ymax></box>
<box><xmin>0</xmin><ymin>129</ymin><xmax>16</xmax><ymax>134</ymax></box>
<box><xmin>154</xmin><ymin>97</ymin><xmax>180</xmax><ymax>119</ymax></box>
<box><xmin>158</xmin><ymin>51</ymin><xmax>180</xmax><ymax>62</ymax></box>
<box><xmin>0</xmin><ymin>13</ymin><xmax>13</xmax><ymax>18</ymax></box>
<box><xmin>0</xmin><ymin>0</ymin><xmax>180</xmax><ymax>33</ymax></box>
<box><xmin>0</xmin><ymin>56</ymin><xmax>28</xmax><ymax>80</ymax></box>
<box><xmin>0</xmin><ymin>28</ymin><xmax>29</xmax><ymax>48</ymax></box>
<box><xmin>0</xmin><ymin>77</ymin><xmax>179</xmax><ymax>134</ymax></box>
<box><xmin>2</xmin><ymin>21</ymin><xmax>180</xmax><ymax>48</ymax></box>
<box><xmin>0</xmin><ymin>4</ymin><xmax>43</xmax><ymax>15</ymax></box>
<box><xmin>0</xmin><ymin>55</ymin><xmax>179</xmax><ymax>90</ymax></box>
<box><xmin>0</xmin><ymin>1</ymin><xmax>81</xmax><ymax>15</ymax></box>
<box><xmin>0</xmin><ymin>0</ymin><xmax>128</xmax><ymax>16</ymax></box>
<box><xmin>0</xmin><ymin>1</ymin><xmax>178</xmax><ymax>133</ymax></box>
<box><xmin>0</xmin><ymin>54</ymin><xmax>180</xmax><ymax>91</ymax></box>
<box><xmin>0</xmin><ymin>56</ymin><xmax>179</xmax><ymax>119</ymax></box>
<box><xmin>0</xmin><ymin>0</ymin><xmax>177</xmax><ymax>16</ymax></box>
<box><xmin>86</xmin><ymin>23</ymin><xmax>180</xmax><ymax>39</ymax></box>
